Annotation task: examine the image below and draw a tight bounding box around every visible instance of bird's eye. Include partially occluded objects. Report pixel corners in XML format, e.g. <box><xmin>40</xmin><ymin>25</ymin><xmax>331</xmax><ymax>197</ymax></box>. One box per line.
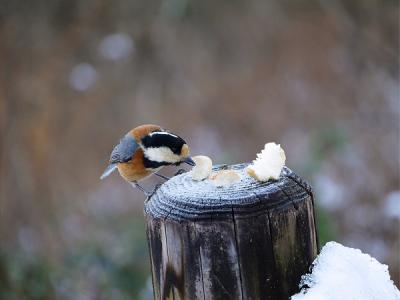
<box><xmin>170</xmin><ymin>146</ymin><xmax>180</xmax><ymax>154</ymax></box>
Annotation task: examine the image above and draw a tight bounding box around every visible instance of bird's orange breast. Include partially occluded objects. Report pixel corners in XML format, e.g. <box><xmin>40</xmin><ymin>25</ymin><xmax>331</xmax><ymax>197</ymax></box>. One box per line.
<box><xmin>117</xmin><ymin>148</ymin><xmax>152</xmax><ymax>182</ymax></box>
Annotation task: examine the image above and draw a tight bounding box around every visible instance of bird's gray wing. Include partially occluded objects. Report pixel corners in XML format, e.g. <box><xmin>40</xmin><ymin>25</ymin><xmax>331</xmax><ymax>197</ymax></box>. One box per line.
<box><xmin>109</xmin><ymin>133</ymin><xmax>139</xmax><ymax>164</ymax></box>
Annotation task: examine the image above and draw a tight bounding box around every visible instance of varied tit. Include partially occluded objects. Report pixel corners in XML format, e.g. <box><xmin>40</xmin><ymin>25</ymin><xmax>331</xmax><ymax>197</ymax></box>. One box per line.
<box><xmin>101</xmin><ymin>124</ymin><xmax>195</xmax><ymax>195</ymax></box>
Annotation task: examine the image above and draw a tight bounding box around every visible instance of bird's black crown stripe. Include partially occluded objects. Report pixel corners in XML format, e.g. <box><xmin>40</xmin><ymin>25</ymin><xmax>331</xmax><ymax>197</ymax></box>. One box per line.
<box><xmin>141</xmin><ymin>132</ymin><xmax>186</xmax><ymax>155</ymax></box>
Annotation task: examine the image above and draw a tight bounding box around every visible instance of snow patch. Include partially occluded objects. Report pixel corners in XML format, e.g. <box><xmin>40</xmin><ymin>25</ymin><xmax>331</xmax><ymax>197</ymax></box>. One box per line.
<box><xmin>291</xmin><ymin>241</ymin><xmax>400</xmax><ymax>300</ymax></box>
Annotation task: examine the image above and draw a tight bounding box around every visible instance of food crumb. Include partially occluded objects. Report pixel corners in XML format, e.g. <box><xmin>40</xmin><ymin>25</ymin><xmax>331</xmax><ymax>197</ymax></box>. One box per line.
<box><xmin>210</xmin><ymin>170</ymin><xmax>241</xmax><ymax>187</ymax></box>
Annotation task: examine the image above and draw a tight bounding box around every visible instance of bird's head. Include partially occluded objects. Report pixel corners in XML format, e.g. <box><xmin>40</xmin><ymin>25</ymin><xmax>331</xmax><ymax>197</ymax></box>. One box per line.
<box><xmin>140</xmin><ymin>131</ymin><xmax>195</xmax><ymax>167</ymax></box>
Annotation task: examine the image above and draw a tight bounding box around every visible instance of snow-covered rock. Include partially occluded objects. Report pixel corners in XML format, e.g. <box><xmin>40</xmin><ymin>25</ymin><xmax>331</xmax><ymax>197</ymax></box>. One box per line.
<box><xmin>291</xmin><ymin>241</ymin><xmax>400</xmax><ymax>300</ymax></box>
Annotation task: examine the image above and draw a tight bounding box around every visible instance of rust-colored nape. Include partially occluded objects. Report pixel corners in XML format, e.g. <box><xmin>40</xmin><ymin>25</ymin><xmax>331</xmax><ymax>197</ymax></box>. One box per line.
<box><xmin>130</xmin><ymin>124</ymin><xmax>162</xmax><ymax>141</ymax></box>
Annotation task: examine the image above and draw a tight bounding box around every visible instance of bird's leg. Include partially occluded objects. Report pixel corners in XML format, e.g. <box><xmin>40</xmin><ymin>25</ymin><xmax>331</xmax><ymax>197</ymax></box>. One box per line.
<box><xmin>145</xmin><ymin>183</ymin><xmax>163</xmax><ymax>202</ymax></box>
<box><xmin>131</xmin><ymin>181</ymin><xmax>163</xmax><ymax>199</ymax></box>
<box><xmin>151</xmin><ymin>183</ymin><xmax>163</xmax><ymax>195</ymax></box>
<box><xmin>131</xmin><ymin>181</ymin><xmax>152</xmax><ymax>197</ymax></box>
<box><xmin>214</xmin><ymin>164</ymin><xmax>229</xmax><ymax>170</ymax></box>
<box><xmin>154</xmin><ymin>173</ymin><xmax>170</xmax><ymax>180</ymax></box>
<box><xmin>174</xmin><ymin>169</ymin><xmax>187</xmax><ymax>176</ymax></box>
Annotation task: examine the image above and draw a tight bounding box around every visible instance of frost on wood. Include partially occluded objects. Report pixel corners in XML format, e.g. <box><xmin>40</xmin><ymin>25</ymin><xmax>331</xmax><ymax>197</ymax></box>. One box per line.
<box><xmin>145</xmin><ymin>163</ymin><xmax>312</xmax><ymax>221</ymax></box>
<box><xmin>191</xmin><ymin>155</ymin><xmax>212</xmax><ymax>181</ymax></box>
<box><xmin>247</xmin><ymin>142</ymin><xmax>286</xmax><ymax>182</ymax></box>
<box><xmin>291</xmin><ymin>241</ymin><xmax>400</xmax><ymax>300</ymax></box>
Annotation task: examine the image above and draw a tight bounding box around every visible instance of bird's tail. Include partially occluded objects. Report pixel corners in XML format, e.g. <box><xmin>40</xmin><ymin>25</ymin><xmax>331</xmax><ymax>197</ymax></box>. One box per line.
<box><xmin>100</xmin><ymin>164</ymin><xmax>117</xmax><ymax>180</ymax></box>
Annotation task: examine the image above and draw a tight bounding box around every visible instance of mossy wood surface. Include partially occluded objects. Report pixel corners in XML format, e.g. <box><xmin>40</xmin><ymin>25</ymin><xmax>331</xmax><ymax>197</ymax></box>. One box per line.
<box><xmin>145</xmin><ymin>164</ymin><xmax>319</xmax><ymax>300</ymax></box>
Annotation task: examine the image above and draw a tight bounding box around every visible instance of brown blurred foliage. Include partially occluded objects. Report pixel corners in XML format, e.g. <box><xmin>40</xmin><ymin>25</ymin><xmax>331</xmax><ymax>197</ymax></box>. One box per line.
<box><xmin>0</xmin><ymin>0</ymin><xmax>399</xmax><ymax>298</ymax></box>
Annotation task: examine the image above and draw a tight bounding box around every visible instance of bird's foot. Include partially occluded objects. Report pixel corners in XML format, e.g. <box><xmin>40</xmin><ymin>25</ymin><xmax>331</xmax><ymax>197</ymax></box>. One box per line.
<box><xmin>131</xmin><ymin>182</ymin><xmax>152</xmax><ymax>196</ymax></box>
<box><xmin>154</xmin><ymin>173</ymin><xmax>170</xmax><ymax>180</ymax></box>
<box><xmin>214</xmin><ymin>164</ymin><xmax>229</xmax><ymax>170</ymax></box>
<box><xmin>130</xmin><ymin>180</ymin><xmax>163</xmax><ymax>201</ymax></box>
<box><xmin>144</xmin><ymin>183</ymin><xmax>163</xmax><ymax>202</ymax></box>
<box><xmin>174</xmin><ymin>169</ymin><xmax>187</xmax><ymax>176</ymax></box>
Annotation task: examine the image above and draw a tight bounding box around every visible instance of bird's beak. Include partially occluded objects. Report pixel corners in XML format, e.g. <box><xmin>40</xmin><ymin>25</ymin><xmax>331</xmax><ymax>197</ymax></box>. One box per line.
<box><xmin>183</xmin><ymin>157</ymin><xmax>196</xmax><ymax>166</ymax></box>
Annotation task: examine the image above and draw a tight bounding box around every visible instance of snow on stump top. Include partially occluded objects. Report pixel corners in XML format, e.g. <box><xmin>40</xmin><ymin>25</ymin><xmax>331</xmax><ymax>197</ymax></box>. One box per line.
<box><xmin>292</xmin><ymin>241</ymin><xmax>400</xmax><ymax>300</ymax></box>
<box><xmin>145</xmin><ymin>164</ymin><xmax>313</xmax><ymax>220</ymax></box>
<box><xmin>145</xmin><ymin>163</ymin><xmax>319</xmax><ymax>299</ymax></box>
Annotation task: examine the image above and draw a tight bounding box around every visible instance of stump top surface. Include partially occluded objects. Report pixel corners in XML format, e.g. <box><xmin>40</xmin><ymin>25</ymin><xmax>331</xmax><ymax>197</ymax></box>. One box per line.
<box><xmin>145</xmin><ymin>163</ymin><xmax>312</xmax><ymax>221</ymax></box>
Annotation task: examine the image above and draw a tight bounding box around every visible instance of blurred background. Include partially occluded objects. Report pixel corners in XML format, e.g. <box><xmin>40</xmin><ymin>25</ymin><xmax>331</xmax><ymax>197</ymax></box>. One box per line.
<box><xmin>1</xmin><ymin>0</ymin><xmax>399</xmax><ymax>299</ymax></box>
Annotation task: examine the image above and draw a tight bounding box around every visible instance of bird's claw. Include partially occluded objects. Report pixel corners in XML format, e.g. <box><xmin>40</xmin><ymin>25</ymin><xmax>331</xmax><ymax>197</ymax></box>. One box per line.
<box><xmin>144</xmin><ymin>183</ymin><xmax>163</xmax><ymax>201</ymax></box>
<box><xmin>214</xmin><ymin>164</ymin><xmax>229</xmax><ymax>170</ymax></box>
<box><xmin>155</xmin><ymin>173</ymin><xmax>170</xmax><ymax>180</ymax></box>
<box><xmin>174</xmin><ymin>169</ymin><xmax>187</xmax><ymax>176</ymax></box>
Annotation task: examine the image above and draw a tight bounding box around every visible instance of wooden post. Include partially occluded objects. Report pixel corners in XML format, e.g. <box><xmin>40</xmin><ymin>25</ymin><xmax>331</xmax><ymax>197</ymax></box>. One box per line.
<box><xmin>145</xmin><ymin>164</ymin><xmax>319</xmax><ymax>300</ymax></box>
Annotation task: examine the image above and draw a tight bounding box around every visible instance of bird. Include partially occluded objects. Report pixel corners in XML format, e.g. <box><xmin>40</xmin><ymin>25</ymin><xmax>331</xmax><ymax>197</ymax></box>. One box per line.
<box><xmin>101</xmin><ymin>124</ymin><xmax>195</xmax><ymax>196</ymax></box>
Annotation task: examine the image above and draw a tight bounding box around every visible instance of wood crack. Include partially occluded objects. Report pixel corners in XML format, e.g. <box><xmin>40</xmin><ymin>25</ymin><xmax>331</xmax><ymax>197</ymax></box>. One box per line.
<box><xmin>231</xmin><ymin>206</ymin><xmax>244</xmax><ymax>300</ymax></box>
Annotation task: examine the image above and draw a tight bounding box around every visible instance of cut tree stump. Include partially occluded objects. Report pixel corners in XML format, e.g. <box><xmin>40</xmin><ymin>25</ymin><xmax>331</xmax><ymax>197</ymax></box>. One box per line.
<box><xmin>145</xmin><ymin>163</ymin><xmax>319</xmax><ymax>300</ymax></box>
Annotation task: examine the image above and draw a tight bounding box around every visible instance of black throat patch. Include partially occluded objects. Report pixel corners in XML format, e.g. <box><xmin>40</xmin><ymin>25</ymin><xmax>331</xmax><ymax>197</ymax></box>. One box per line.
<box><xmin>142</xmin><ymin>156</ymin><xmax>171</xmax><ymax>169</ymax></box>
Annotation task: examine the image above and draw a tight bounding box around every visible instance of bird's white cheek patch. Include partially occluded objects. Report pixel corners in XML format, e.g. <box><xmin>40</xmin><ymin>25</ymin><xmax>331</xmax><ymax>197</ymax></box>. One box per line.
<box><xmin>145</xmin><ymin>147</ymin><xmax>180</xmax><ymax>163</ymax></box>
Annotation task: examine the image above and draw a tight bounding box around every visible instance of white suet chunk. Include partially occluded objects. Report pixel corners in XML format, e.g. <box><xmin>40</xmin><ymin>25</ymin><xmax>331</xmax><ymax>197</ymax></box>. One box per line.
<box><xmin>191</xmin><ymin>155</ymin><xmax>213</xmax><ymax>181</ymax></box>
<box><xmin>210</xmin><ymin>170</ymin><xmax>241</xmax><ymax>187</ymax></box>
<box><xmin>247</xmin><ymin>142</ymin><xmax>286</xmax><ymax>181</ymax></box>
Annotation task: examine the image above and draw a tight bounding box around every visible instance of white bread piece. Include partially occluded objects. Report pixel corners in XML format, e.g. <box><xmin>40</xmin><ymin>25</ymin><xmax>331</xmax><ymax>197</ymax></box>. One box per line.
<box><xmin>191</xmin><ymin>155</ymin><xmax>213</xmax><ymax>181</ymax></box>
<box><xmin>247</xmin><ymin>142</ymin><xmax>286</xmax><ymax>182</ymax></box>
